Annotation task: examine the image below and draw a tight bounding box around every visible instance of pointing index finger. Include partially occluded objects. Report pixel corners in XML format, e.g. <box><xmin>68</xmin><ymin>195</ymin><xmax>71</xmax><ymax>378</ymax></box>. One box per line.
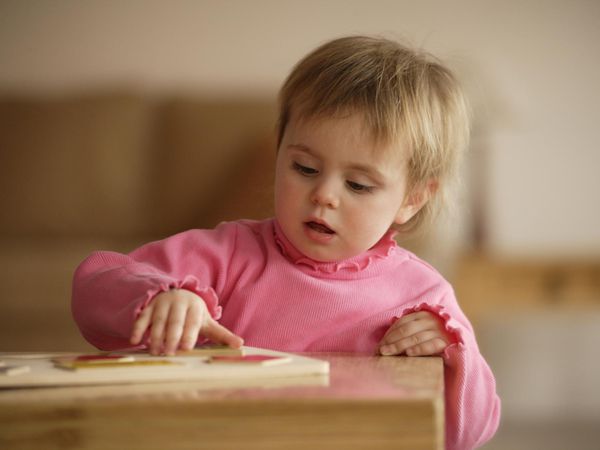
<box><xmin>202</xmin><ymin>319</ymin><xmax>244</xmax><ymax>349</ymax></box>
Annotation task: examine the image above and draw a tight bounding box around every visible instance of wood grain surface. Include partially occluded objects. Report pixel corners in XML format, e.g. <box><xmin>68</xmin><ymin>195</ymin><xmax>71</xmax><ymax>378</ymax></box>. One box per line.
<box><xmin>0</xmin><ymin>353</ymin><xmax>444</xmax><ymax>450</ymax></box>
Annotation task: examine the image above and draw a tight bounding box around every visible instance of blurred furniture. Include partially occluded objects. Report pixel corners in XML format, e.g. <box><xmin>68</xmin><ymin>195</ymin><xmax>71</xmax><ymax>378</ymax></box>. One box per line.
<box><xmin>452</xmin><ymin>253</ymin><xmax>600</xmax><ymax>450</ymax></box>
<box><xmin>453</xmin><ymin>253</ymin><xmax>600</xmax><ymax>325</ymax></box>
<box><xmin>0</xmin><ymin>92</ymin><xmax>277</xmax><ymax>351</ymax></box>
<box><xmin>0</xmin><ymin>353</ymin><xmax>445</xmax><ymax>450</ymax></box>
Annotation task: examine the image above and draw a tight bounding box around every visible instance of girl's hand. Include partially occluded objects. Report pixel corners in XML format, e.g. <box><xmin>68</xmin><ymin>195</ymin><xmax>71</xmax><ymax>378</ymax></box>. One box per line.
<box><xmin>379</xmin><ymin>311</ymin><xmax>451</xmax><ymax>356</ymax></box>
<box><xmin>130</xmin><ymin>289</ymin><xmax>243</xmax><ymax>356</ymax></box>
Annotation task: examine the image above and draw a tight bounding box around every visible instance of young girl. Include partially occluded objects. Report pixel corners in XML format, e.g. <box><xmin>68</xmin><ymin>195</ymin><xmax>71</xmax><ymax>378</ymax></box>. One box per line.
<box><xmin>72</xmin><ymin>36</ymin><xmax>500</xmax><ymax>449</ymax></box>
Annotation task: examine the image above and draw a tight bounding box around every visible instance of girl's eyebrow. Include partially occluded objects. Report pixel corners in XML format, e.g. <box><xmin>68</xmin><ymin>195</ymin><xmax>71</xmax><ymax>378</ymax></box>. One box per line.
<box><xmin>287</xmin><ymin>143</ymin><xmax>387</xmax><ymax>184</ymax></box>
<box><xmin>287</xmin><ymin>143</ymin><xmax>313</xmax><ymax>153</ymax></box>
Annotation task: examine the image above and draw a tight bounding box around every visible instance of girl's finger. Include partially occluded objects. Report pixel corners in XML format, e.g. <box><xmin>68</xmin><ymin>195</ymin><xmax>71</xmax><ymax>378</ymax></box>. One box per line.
<box><xmin>394</xmin><ymin>311</ymin><xmax>431</xmax><ymax>326</ymax></box>
<box><xmin>149</xmin><ymin>300</ymin><xmax>171</xmax><ymax>355</ymax></box>
<box><xmin>380</xmin><ymin>330</ymin><xmax>442</xmax><ymax>356</ymax></box>
<box><xmin>405</xmin><ymin>337</ymin><xmax>448</xmax><ymax>357</ymax></box>
<box><xmin>179</xmin><ymin>300</ymin><xmax>204</xmax><ymax>350</ymax></box>
<box><xmin>202</xmin><ymin>318</ymin><xmax>244</xmax><ymax>349</ymax></box>
<box><xmin>130</xmin><ymin>304</ymin><xmax>154</xmax><ymax>345</ymax></box>
<box><xmin>383</xmin><ymin>311</ymin><xmax>438</xmax><ymax>339</ymax></box>
<box><xmin>381</xmin><ymin>316</ymin><xmax>436</xmax><ymax>346</ymax></box>
<box><xmin>163</xmin><ymin>302</ymin><xmax>187</xmax><ymax>355</ymax></box>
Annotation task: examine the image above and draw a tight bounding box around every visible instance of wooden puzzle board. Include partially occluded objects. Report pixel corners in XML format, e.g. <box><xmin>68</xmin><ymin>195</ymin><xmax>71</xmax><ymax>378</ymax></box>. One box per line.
<box><xmin>0</xmin><ymin>346</ymin><xmax>329</xmax><ymax>389</ymax></box>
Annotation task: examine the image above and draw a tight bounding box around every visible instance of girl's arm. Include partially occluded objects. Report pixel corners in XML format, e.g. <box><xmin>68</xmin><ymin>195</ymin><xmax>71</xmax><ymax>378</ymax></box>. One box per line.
<box><xmin>401</xmin><ymin>299</ymin><xmax>501</xmax><ymax>450</ymax></box>
<box><xmin>71</xmin><ymin>223</ymin><xmax>239</xmax><ymax>351</ymax></box>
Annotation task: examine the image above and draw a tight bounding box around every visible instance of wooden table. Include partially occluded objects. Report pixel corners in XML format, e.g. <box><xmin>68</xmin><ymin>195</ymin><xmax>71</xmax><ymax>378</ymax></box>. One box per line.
<box><xmin>0</xmin><ymin>353</ymin><xmax>444</xmax><ymax>450</ymax></box>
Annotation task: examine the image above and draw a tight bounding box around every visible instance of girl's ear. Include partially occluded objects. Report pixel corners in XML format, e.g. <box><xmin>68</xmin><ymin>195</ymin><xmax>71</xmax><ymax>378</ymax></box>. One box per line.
<box><xmin>394</xmin><ymin>179</ymin><xmax>438</xmax><ymax>225</ymax></box>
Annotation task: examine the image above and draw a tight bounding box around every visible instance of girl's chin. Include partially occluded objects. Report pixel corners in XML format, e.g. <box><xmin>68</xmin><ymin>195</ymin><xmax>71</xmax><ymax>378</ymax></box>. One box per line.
<box><xmin>282</xmin><ymin>223</ymin><xmax>359</xmax><ymax>262</ymax></box>
<box><xmin>296</xmin><ymin>241</ymin><xmax>355</xmax><ymax>263</ymax></box>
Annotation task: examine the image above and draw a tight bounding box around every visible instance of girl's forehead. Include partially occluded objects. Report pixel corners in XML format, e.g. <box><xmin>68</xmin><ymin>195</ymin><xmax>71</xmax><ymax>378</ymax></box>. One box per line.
<box><xmin>287</xmin><ymin>111</ymin><xmax>410</xmax><ymax>165</ymax></box>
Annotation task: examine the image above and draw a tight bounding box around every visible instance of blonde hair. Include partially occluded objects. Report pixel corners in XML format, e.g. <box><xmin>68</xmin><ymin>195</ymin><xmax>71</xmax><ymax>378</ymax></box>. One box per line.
<box><xmin>277</xmin><ymin>35</ymin><xmax>470</xmax><ymax>234</ymax></box>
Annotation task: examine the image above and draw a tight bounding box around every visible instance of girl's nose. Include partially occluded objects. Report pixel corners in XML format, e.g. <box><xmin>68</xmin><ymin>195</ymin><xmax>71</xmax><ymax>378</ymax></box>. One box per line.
<box><xmin>310</xmin><ymin>181</ymin><xmax>340</xmax><ymax>209</ymax></box>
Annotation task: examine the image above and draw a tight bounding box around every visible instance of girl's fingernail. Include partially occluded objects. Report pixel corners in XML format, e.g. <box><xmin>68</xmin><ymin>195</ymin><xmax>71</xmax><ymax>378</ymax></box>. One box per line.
<box><xmin>380</xmin><ymin>345</ymin><xmax>392</xmax><ymax>355</ymax></box>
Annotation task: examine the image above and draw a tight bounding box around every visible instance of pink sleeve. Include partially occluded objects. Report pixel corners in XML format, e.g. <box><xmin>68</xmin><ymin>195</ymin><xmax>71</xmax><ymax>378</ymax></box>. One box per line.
<box><xmin>71</xmin><ymin>222</ymin><xmax>239</xmax><ymax>351</ymax></box>
<box><xmin>401</xmin><ymin>294</ymin><xmax>501</xmax><ymax>450</ymax></box>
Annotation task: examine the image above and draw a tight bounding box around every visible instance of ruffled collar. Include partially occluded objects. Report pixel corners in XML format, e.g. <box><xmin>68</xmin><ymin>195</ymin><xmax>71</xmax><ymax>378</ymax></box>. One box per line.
<box><xmin>272</xmin><ymin>219</ymin><xmax>398</xmax><ymax>277</ymax></box>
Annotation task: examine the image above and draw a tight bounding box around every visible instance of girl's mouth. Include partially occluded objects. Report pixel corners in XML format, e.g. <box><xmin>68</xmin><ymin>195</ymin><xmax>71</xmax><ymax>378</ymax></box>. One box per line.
<box><xmin>305</xmin><ymin>221</ymin><xmax>335</xmax><ymax>234</ymax></box>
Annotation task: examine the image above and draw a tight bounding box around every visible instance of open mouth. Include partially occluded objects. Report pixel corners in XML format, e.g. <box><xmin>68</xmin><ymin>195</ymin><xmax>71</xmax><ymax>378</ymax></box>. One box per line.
<box><xmin>305</xmin><ymin>221</ymin><xmax>335</xmax><ymax>234</ymax></box>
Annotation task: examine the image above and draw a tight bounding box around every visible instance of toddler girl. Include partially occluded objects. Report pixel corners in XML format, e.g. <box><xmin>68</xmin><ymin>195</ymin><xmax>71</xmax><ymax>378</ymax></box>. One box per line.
<box><xmin>72</xmin><ymin>35</ymin><xmax>500</xmax><ymax>449</ymax></box>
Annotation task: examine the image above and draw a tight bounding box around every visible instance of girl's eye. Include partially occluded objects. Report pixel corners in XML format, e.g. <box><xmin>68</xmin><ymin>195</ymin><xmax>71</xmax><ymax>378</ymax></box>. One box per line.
<box><xmin>293</xmin><ymin>162</ymin><xmax>318</xmax><ymax>176</ymax></box>
<box><xmin>347</xmin><ymin>180</ymin><xmax>374</xmax><ymax>193</ymax></box>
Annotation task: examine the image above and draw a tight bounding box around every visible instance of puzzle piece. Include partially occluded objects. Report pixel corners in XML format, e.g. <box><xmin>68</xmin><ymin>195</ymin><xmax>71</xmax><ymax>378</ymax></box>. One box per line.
<box><xmin>175</xmin><ymin>344</ymin><xmax>245</xmax><ymax>357</ymax></box>
<box><xmin>52</xmin><ymin>354</ymin><xmax>135</xmax><ymax>365</ymax></box>
<box><xmin>53</xmin><ymin>358</ymin><xmax>182</xmax><ymax>371</ymax></box>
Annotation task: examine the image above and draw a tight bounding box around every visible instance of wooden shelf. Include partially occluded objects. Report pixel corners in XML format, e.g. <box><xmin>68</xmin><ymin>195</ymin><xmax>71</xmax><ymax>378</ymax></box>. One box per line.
<box><xmin>452</xmin><ymin>253</ymin><xmax>600</xmax><ymax>324</ymax></box>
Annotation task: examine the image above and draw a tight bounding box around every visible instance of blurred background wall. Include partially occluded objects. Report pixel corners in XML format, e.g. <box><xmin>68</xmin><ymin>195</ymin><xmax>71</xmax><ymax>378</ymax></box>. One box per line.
<box><xmin>1</xmin><ymin>1</ymin><xmax>599</xmax><ymax>449</ymax></box>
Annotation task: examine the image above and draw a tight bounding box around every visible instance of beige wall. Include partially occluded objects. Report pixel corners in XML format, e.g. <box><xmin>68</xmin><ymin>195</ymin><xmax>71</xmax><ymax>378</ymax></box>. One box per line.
<box><xmin>1</xmin><ymin>0</ymin><xmax>599</xmax><ymax>258</ymax></box>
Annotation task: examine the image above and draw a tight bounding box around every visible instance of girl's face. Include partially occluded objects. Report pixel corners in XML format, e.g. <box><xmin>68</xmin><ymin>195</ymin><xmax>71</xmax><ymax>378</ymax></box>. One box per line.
<box><xmin>275</xmin><ymin>112</ymin><xmax>422</xmax><ymax>262</ymax></box>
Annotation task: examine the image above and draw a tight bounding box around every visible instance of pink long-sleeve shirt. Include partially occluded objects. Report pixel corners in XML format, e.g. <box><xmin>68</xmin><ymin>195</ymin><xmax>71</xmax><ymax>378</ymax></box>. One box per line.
<box><xmin>72</xmin><ymin>218</ymin><xmax>500</xmax><ymax>449</ymax></box>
